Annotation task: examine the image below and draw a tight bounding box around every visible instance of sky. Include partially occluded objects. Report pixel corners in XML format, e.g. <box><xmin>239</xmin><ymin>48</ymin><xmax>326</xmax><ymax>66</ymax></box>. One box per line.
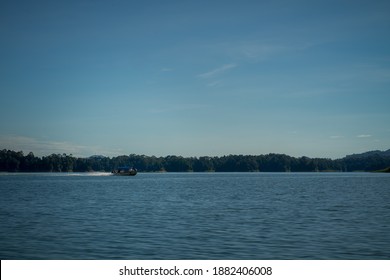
<box><xmin>1</xmin><ymin>0</ymin><xmax>390</xmax><ymax>159</ymax></box>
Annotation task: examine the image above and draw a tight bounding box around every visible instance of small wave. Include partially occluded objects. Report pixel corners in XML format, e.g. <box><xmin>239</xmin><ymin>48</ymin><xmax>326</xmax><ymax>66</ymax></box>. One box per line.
<box><xmin>0</xmin><ymin>172</ymin><xmax>113</xmax><ymax>177</ymax></box>
<box><xmin>87</xmin><ymin>172</ymin><xmax>112</xmax><ymax>176</ymax></box>
<box><xmin>64</xmin><ymin>172</ymin><xmax>112</xmax><ymax>177</ymax></box>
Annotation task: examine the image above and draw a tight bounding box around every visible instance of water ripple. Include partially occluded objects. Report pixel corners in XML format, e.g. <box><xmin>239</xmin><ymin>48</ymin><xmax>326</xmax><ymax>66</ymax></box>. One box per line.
<box><xmin>1</xmin><ymin>173</ymin><xmax>389</xmax><ymax>259</ymax></box>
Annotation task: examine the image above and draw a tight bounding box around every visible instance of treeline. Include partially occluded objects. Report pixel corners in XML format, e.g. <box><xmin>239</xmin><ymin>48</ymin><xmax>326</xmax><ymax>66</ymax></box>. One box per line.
<box><xmin>1</xmin><ymin>149</ymin><xmax>390</xmax><ymax>172</ymax></box>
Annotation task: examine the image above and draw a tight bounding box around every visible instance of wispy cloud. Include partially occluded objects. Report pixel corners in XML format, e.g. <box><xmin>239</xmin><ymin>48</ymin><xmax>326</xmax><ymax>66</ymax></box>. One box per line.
<box><xmin>198</xmin><ymin>64</ymin><xmax>237</xmax><ymax>78</ymax></box>
<box><xmin>330</xmin><ymin>135</ymin><xmax>344</xmax><ymax>139</ymax></box>
<box><xmin>207</xmin><ymin>80</ymin><xmax>223</xmax><ymax>87</ymax></box>
<box><xmin>148</xmin><ymin>103</ymin><xmax>209</xmax><ymax>114</ymax></box>
<box><xmin>223</xmin><ymin>39</ymin><xmax>318</xmax><ymax>62</ymax></box>
<box><xmin>357</xmin><ymin>134</ymin><xmax>372</xmax><ymax>138</ymax></box>
<box><xmin>0</xmin><ymin>135</ymin><xmax>120</xmax><ymax>157</ymax></box>
<box><xmin>239</xmin><ymin>43</ymin><xmax>287</xmax><ymax>60</ymax></box>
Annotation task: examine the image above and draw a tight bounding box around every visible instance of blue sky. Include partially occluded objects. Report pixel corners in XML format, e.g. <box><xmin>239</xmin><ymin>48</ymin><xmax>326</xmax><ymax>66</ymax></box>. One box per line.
<box><xmin>1</xmin><ymin>0</ymin><xmax>389</xmax><ymax>158</ymax></box>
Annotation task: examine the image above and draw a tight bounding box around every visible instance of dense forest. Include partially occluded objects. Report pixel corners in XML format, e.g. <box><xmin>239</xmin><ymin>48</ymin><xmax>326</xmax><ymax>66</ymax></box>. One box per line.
<box><xmin>1</xmin><ymin>149</ymin><xmax>390</xmax><ymax>173</ymax></box>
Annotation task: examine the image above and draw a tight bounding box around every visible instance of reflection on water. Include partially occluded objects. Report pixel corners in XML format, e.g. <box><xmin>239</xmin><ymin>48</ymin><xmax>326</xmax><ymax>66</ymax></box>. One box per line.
<box><xmin>0</xmin><ymin>173</ymin><xmax>389</xmax><ymax>259</ymax></box>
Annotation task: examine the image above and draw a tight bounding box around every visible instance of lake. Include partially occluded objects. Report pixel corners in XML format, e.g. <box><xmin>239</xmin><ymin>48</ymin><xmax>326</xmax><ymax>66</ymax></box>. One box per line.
<box><xmin>0</xmin><ymin>172</ymin><xmax>389</xmax><ymax>259</ymax></box>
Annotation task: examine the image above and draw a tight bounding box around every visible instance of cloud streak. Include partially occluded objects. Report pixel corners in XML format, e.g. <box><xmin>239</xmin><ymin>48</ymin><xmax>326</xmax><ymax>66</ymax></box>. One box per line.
<box><xmin>220</xmin><ymin>38</ymin><xmax>320</xmax><ymax>63</ymax></box>
<box><xmin>198</xmin><ymin>64</ymin><xmax>237</xmax><ymax>78</ymax></box>
<box><xmin>357</xmin><ymin>134</ymin><xmax>372</xmax><ymax>138</ymax></box>
<box><xmin>0</xmin><ymin>135</ymin><xmax>121</xmax><ymax>157</ymax></box>
<box><xmin>148</xmin><ymin>103</ymin><xmax>209</xmax><ymax>114</ymax></box>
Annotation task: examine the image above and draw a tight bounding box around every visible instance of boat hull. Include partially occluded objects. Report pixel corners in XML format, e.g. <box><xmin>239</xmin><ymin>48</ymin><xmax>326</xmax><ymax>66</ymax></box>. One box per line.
<box><xmin>112</xmin><ymin>168</ymin><xmax>137</xmax><ymax>176</ymax></box>
<box><xmin>112</xmin><ymin>172</ymin><xmax>137</xmax><ymax>176</ymax></box>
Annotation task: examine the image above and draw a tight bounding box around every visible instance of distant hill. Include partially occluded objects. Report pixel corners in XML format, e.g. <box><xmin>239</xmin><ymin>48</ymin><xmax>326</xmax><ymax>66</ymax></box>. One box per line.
<box><xmin>374</xmin><ymin>167</ymin><xmax>390</xmax><ymax>173</ymax></box>
<box><xmin>341</xmin><ymin>149</ymin><xmax>390</xmax><ymax>172</ymax></box>
<box><xmin>345</xmin><ymin>149</ymin><xmax>390</xmax><ymax>159</ymax></box>
<box><xmin>88</xmin><ymin>155</ymin><xmax>108</xmax><ymax>159</ymax></box>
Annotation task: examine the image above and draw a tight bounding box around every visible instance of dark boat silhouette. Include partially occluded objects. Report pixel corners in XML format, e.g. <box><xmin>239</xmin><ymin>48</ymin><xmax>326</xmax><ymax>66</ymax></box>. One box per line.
<box><xmin>112</xmin><ymin>167</ymin><xmax>137</xmax><ymax>176</ymax></box>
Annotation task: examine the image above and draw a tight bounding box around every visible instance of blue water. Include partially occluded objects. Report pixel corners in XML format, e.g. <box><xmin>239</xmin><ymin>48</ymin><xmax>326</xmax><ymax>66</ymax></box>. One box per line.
<box><xmin>0</xmin><ymin>172</ymin><xmax>389</xmax><ymax>259</ymax></box>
